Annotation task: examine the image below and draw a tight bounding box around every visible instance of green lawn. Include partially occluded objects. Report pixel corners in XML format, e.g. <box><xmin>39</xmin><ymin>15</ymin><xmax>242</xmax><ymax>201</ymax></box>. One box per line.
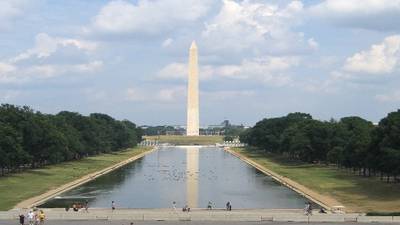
<box><xmin>233</xmin><ymin>147</ymin><xmax>400</xmax><ymax>213</ymax></box>
<box><xmin>144</xmin><ymin>135</ymin><xmax>223</xmax><ymax>145</ymax></box>
<box><xmin>0</xmin><ymin>147</ymin><xmax>151</xmax><ymax>211</ymax></box>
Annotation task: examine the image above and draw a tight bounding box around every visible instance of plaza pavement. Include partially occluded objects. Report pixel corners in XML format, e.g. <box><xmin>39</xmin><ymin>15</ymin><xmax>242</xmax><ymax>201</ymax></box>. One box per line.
<box><xmin>0</xmin><ymin>221</ymin><xmax>399</xmax><ymax>225</ymax></box>
<box><xmin>1</xmin><ymin>208</ymin><xmax>400</xmax><ymax>223</ymax></box>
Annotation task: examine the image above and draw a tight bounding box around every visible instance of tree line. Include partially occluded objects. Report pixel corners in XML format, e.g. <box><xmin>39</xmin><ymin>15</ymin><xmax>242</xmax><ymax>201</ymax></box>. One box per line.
<box><xmin>0</xmin><ymin>104</ymin><xmax>142</xmax><ymax>176</ymax></box>
<box><xmin>240</xmin><ymin>110</ymin><xmax>400</xmax><ymax>182</ymax></box>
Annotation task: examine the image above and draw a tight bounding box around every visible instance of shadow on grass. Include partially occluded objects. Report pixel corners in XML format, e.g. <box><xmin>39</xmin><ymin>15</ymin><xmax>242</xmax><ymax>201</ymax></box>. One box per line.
<box><xmin>246</xmin><ymin>150</ymin><xmax>318</xmax><ymax>168</ymax></box>
<box><xmin>24</xmin><ymin>169</ymin><xmax>52</xmax><ymax>176</ymax></box>
<box><xmin>331</xmin><ymin>174</ymin><xmax>400</xmax><ymax>201</ymax></box>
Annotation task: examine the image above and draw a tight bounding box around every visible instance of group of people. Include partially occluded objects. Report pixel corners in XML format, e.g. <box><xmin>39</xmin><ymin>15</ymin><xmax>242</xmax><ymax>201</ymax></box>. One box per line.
<box><xmin>65</xmin><ymin>200</ymin><xmax>89</xmax><ymax>212</ymax></box>
<box><xmin>17</xmin><ymin>200</ymin><xmax>327</xmax><ymax>225</ymax></box>
<box><xmin>207</xmin><ymin>201</ymin><xmax>232</xmax><ymax>211</ymax></box>
<box><xmin>172</xmin><ymin>201</ymin><xmax>233</xmax><ymax>211</ymax></box>
<box><xmin>19</xmin><ymin>209</ymin><xmax>45</xmax><ymax>225</ymax></box>
<box><xmin>304</xmin><ymin>201</ymin><xmax>327</xmax><ymax>215</ymax></box>
<box><xmin>182</xmin><ymin>205</ymin><xmax>190</xmax><ymax>212</ymax></box>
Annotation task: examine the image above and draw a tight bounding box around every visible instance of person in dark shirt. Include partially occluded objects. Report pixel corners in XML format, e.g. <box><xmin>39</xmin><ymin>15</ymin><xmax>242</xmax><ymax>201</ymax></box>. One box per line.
<box><xmin>19</xmin><ymin>214</ymin><xmax>25</xmax><ymax>225</ymax></box>
<box><xmin>226</xmin><ymin>202</ymin><xmax>232</xmax><ymax>211</ymax></box>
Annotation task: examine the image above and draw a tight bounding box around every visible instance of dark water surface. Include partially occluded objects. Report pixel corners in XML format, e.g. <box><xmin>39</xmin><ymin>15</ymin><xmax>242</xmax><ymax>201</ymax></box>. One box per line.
<box><xmin>41</xmin><ymin>147</ymin><xmax>312</xmax><ymax>209</ymax></box>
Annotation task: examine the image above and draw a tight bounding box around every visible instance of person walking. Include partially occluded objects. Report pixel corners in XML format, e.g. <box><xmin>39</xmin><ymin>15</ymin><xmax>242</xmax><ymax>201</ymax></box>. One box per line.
<box><xmin>38</xmin><ymin>210</ymin><xmax>45</xmax><ymax>225</ymax></box>
<box><xmin>207</xmin><ymin>201</ymin><xmax>212</xmax><ymax>210</ymax></box>
<box><xmin>27</xmin><ymin>211</ymin><xmax>34</xmax><ymax>225</ymax></box>
<box><xmin>111</xmin><ymin>201</ymin><xmax>116</xmax><ymax>211</ymax></box>
<box><xmin>19</xmin><ymin>214</ymin><xmax>25</xmax><ymax>225</ymax></box>
<box><xmin>84</xmin><ymin>200</ymin><xmax>89</xmax><ymax>213</ymax></box>
<box><xmin>172</xmin><ymin>201</ymin><xmax>176</xmax><ymax>210</ymax></box>
<box><xmin>304</xmin><ymin>202</ymin><xmax>312</xmax><ymax>215</ymax></box>
<box><xmin>35</xmin><ymin>210</ymin><xmax>40</xmax><ymax>225</ymax></box>
<box><xmin>226</xmin><ymin>202</ymin><xmax>232</xmax><ymax>211</ymax></box>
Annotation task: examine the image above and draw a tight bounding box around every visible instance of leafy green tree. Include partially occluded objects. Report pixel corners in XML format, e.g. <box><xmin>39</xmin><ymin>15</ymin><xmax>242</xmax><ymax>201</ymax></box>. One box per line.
<box><xmin>0</xmin><ymin>104</ymin><xmax>141</xmax><ymax>176</ymax></box>
<box><xmin>339</xmin><ymin>117</ymin><xmax>374</xmax><ymax>173</ymax></box>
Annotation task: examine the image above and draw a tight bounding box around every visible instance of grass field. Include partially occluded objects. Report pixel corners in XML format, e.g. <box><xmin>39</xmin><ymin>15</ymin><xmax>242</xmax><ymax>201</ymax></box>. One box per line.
<box><xmin>233</xmin><ymin>148</ymin><xmax>400</xmax><ymax>213</ymax></box>
<box><xmin>144</xmin><ymin>135</ymin><xmax>223</xmax><ymax>145</ymax></box>
<box><xmin>0</xmin><ymin>147</ymin><xmax>150</xmax><ymax>211</ymax></box>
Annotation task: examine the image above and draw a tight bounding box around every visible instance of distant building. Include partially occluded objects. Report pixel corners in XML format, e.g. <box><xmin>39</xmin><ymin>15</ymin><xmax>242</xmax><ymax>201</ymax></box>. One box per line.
<box><xmin>141</xmin><ymin>120</ymin><xmax>248</xmax><ymax>136</ymax></box>
<box><xmin>221</xmin><ymin>120</ymin><xmax>230</xmax><ymax>128</ymax></box>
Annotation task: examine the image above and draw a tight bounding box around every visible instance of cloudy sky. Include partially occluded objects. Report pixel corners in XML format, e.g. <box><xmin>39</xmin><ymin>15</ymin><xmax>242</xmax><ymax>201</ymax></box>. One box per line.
<box><xmin>1</xmin><ymin>0</ymin><xmax>400</xmax><ymax>126</ymax></box>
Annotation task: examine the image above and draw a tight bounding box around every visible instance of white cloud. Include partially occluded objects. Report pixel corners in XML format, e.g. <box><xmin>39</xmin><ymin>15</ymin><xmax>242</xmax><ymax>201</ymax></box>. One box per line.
<box><xmin>309</xmin><ymin>0</ymin><xmax>400</xmax><ymax>30</ymax></box>
<box><xmin>125</xmin><ymin>85</ymin><xmax>256</xmax><ymax>103</ymax></box>
<box><xmin>162</xmin><ymin>38</ymin><xmax>173</xmax><ymax>48</ymax></box>
<box><xmin>0</xmin><ymin>62</ymin><xmax>18</xmax><ymax>83</ymax></box>
<box><xmin>25</xmin><ymin>65</ymin><xmax>57</xmax><ymax>79</ymax></box>
<box><xmin>0</xmin><ymin>0</ymin><xmax>30</xmax><ymax>29</ymax></box>
<box><xmin>83</xmin><ymin>88</ymin><xmax>108</xmax><ymax>102</ymax></box>
<box><xmin>11</xmin><ymin>33</ymin><xmax>98</xmax><ymax>63</ymax></box>
<box><xmin>125</xmin><ymin>86</ymin><xmax>185</xmax><ymax>102</ymax></box>
<box><xmin>375</xmin><ymin>91</ymin><xmax>400</xmax><ymax>102</ymax></box>
<box><xmin>60</xmin><ymin>39</ymin><xmax>98</xmax><ymax>52</ymax></box>
<box><xmin>218</xmin><ymin>57</ymin><xmax>299</xmax><ymax>81</ymax></box>
<box><xmin>26</xmin><ymin>61</ymin><xmax>103</xmax><ymax>78</ymax></box>
<box><xmin>157</xmin><ymin>63</ymin><xmax>187</xmax><ymax>79</ymax></box>
<box><xmin>201</xmin><ymin>0</ymin><xmax>314</xmax><ymax>54</ymax></box>
<box><xmin>74</xmin><ymin>61</ymin><xmax>103</xmax><ymax>73</ymax></box>
<box><xmin>300</xmin><ymin>77</ymin><xmax>340</xmax><ymax>94</ymax></box>
<box><xmin>0</xmin><ymin>62</ymin><xmax>16</xmax><ymax>74</ymax></box>
<box><xmin>125</xmin><ymin>88</ymin><xmax>147</xmax><ymax>101</ymax></box>
<box><xmin>156</xmin><ymin>86</ymin><xmax>185</xmax><ymax>102</ymax></box>
<box><xmin>308</xmin><ymin>38</ymin><xmax>319</xmax><ymax>50</ymax></box>
<box><xmin>157</xmin><ymin>56</ymin><xmax>298</xmax><ymax>86</ymax></box>
<box><xmin>343</xmin><ymin>35</ymin><xmax>400</xmax><ymax>74</ymax></box>
<box><xmin>92</xmin><ymin>0</ymin><xmax>213</xmax><ymax>34</ymax></box>
<box><xmin>303</xmin><ymin>40</ymin><xmax>400</xmax><ymax>93</ymax></box>
<box><xmin>0</xmin><ymin>90</ymin><xmax>20</xmax><ymax>101</ymax></box>
<box><xmin>0</xmin><ymin>33</ymin><xmax>102</xmax><ymax>83</ymax></box>
<box><xmin>157</xmin><ymin>62</ymin><xmax>214</xmax><ymax>80</ymax></box>
<box><xmin>314</xmin><ymin>35</ymin><xmax>400</xmax><ymax>93</ymax></box>
<box><xmin>203</xmin><ymin>90</ymin><xmax>255</xmax><ymax>101</ymax></box>
<box><xmin>0</xmin><ymin>61</ymin><xmax>103</xmax><ymax>83</ymax></box>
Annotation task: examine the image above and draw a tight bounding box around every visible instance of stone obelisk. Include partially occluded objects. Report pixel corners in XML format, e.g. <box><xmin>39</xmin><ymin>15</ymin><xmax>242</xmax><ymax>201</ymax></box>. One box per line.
<box><xmin>186</xmin><ymin>41</ymin><xmax>199</xmax><ymax>136</ymax></box>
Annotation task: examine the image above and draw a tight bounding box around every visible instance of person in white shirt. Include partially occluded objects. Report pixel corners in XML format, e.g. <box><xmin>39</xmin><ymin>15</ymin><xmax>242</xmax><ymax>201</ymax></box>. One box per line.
<box><xmin>27</xmin><ymin>210</ymin><xmax>35</xmax><ymax>225</ymax></box>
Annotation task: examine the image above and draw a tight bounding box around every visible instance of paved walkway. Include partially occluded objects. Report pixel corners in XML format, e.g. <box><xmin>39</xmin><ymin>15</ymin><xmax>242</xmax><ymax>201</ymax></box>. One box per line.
<box><xmin>2</xmin><ymin>208</ymin><xmax>399</xmax><ymax>223</ymax></box>
<box><xmin>0</xmin><ymin>221</ymin><xmax>398</xmax><ymax>225</ymax></box>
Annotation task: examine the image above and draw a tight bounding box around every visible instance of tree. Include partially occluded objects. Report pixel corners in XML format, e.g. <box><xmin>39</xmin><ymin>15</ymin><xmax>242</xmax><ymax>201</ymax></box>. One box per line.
<box><xmin>0</xmin><ymin>104</ymin><xmax>142</xmax><ymax>176</ymax></box>
<box><xmin>0</xmin><ymin>123</ymin><xmax>27</xmax><ymax>173</ymax></box>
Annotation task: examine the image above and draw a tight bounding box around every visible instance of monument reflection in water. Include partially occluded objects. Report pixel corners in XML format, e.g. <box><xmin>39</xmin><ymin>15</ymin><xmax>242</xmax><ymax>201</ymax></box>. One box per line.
<box><xmin>186</xmin><ymin>147</ymin><xmax>199</xmax><ymax>208</ymax></box>
<box><xmin>41</xmin><ymin>147</ymin><xmax>312</xmax><ymax>209</ymax></box>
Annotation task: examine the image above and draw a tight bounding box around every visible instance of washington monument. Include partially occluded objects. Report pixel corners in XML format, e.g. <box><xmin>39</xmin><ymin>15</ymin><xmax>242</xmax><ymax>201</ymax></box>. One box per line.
<box><xmin>186</xmin><ymin>41</ymin><xmax>199</xmax><ymax>136</ymax></box>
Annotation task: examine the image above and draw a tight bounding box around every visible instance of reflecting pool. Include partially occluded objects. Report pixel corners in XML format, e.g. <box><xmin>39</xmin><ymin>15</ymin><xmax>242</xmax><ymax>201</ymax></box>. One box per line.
<box><xmin>41</xmin><ymin>146</ymin><xmax>313</xmax><ymax>209</ymax></box>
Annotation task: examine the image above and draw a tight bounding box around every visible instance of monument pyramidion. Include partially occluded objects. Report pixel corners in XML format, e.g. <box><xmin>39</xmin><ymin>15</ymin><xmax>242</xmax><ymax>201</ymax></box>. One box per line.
<box><xmin>186</xmin><ymin>41</ymin><xmax>199</xmax><ymax>136</ymax></box>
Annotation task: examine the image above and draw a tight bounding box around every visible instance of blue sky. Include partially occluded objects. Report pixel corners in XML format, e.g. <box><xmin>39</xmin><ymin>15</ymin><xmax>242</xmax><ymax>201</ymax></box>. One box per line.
<box><xmin>1</xmin><ymin>0</ymin><xmax>400</xmax><ymax>126</ymax></box>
